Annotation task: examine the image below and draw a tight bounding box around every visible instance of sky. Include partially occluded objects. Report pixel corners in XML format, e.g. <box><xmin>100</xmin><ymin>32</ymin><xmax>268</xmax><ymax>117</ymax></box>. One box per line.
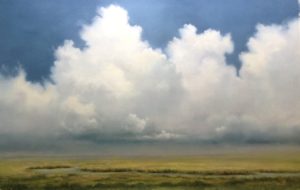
<box><xmin>0</xmin><ymin>0</ymin><xmax>299</xmax><ymax>153</ymax></box>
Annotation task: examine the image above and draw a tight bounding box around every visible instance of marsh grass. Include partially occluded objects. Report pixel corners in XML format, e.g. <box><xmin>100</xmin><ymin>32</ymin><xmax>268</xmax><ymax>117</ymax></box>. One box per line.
<box><xmin>27</xmin><ymin>165</ymin><xmax>72</xmax><ymax>170</ymax></box>
<box><xmin>1</xmin><ymin>175</ymin><xmax>300</xmax><ymax>190</ymax></box>
<box><xmin>80</xmin><ymin>167</ymin><xmax>255</xmax><ymax>175</ymax></box>
<box><xmin>1</xmin><ymin>152</ymin><xmax>300</xmax><ymax>189</ymax></box>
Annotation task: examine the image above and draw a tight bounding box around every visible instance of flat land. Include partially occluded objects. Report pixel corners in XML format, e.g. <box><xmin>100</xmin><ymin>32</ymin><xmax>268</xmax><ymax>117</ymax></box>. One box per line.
<box><xmin>1</xmin><ymin>149</ymin><xmax>300</xmax><ymax>189</ymax></box>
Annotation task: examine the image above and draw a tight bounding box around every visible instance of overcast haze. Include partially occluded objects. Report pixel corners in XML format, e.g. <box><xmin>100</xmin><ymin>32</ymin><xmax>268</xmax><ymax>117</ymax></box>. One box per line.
<box><xmin>0</xmin><ymin>1</ymin><xmax>299</xmax><ymax>153</ymax></box>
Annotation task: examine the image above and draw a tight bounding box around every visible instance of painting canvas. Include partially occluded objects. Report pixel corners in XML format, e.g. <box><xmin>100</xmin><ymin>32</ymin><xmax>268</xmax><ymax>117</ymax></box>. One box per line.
<box><xmin>0</xmin><ymin>0</ymin><xmax>300</xmax><ymax>189</ymax></box>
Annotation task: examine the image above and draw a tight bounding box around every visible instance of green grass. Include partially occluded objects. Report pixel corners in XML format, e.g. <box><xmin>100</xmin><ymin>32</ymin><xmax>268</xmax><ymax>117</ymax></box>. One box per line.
<box><xmin>1</xmin><ymin>150</ymin><xmax>300</xmax><ymax>189</ymax></box>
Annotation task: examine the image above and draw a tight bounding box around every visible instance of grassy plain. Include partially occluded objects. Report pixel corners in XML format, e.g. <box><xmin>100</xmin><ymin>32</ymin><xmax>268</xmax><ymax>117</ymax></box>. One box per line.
<box><xmin>0</xmin><ymin>148</ymin><xmax>300</xmax><ymax>189</ymax></box>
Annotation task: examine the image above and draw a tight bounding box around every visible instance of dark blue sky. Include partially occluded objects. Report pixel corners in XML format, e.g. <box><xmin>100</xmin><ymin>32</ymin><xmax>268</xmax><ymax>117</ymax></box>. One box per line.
<box><xmin>0</xmin><ymin>0</ymin><xmax>298</xmax><ymax>82</ymax></box>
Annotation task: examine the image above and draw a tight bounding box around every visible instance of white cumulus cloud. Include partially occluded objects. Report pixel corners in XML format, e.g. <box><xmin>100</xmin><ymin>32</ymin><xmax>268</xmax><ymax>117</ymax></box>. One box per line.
<box><xmin>0</xmin><ymin>5</ymin><xmax>299</xmax><ymax>148</ymax></box>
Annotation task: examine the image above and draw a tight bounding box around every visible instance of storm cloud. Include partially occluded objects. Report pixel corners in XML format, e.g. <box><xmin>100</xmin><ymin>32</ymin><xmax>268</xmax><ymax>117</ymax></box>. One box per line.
<box><xmin>0</xmin><ymin>5</ymin><xmax>299</xmax><ymax>149</ymax></box>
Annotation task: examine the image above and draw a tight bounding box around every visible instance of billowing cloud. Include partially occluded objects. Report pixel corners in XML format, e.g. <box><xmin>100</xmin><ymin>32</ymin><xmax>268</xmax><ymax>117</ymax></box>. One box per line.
<box><xmin>0</xmin><ymin>5</ymin><xmax>299</xmax><ymax>149</ymax></box>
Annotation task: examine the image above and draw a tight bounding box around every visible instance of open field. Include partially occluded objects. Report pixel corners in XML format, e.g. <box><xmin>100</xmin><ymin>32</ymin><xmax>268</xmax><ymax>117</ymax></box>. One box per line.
<box><xmin>1</xmin><ymin>149</ymin><xmax>300</xmax><ymax>189</ymax></box>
